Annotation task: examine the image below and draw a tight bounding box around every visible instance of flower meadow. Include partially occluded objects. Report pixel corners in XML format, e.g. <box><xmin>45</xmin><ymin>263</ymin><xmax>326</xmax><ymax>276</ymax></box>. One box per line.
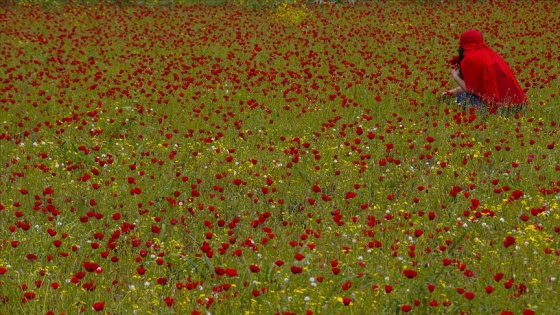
<box><xmin>1</xmin><ymin>1</ymin><xmax>560</xmax><ymax>314</ymax></box>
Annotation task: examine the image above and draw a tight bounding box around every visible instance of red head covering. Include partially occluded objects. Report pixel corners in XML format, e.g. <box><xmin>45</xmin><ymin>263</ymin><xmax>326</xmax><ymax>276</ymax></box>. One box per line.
<box><xmin>459</xmin><ymin>30</ymin><xmax>484</xmax><ymax>47</ymax></box>
<box><xmin>459</xmin><ymin>30</ymin><xmax>527</xmax><ymax>108</ymax></box>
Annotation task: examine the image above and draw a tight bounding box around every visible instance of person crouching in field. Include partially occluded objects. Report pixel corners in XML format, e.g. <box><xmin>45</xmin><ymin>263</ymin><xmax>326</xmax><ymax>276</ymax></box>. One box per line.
<box><xmin>442</xmin><ymin>30</ymin><xmax>527</xmax><ymax>115</ymax></box>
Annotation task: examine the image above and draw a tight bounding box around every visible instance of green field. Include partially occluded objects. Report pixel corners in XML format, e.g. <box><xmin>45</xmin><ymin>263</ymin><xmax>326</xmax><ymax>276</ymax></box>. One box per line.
<box><xmin>1</xmin><ymin>1</ymin><xmax>559</xmax><ymax>314</ymax></box>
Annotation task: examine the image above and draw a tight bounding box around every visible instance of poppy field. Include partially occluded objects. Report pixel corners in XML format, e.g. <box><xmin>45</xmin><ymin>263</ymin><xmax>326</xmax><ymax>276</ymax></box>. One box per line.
<box><xmin>1</xmin><ymin>1</ymin><xmax>560</xmax><ymax>314</ymax></box>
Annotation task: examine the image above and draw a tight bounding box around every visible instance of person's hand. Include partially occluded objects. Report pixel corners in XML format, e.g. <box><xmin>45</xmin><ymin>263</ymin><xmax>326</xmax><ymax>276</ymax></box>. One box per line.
<box><xmin>438</xmin><ymin>90</ymin><xmax>454</xmax><ymax>101</ymax></box>
<box><xmin>450</xmin><ymin>68</ymin><xmax>460</xmax><ymax>78</ymax></box>
<box><xmin>442</xmin><ymin>91</ymin><xmax>454</xmax><ymax>97</ymax></box>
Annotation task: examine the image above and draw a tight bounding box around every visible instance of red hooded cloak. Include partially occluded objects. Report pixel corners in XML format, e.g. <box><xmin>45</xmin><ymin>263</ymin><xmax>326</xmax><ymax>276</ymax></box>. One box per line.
<box><xmin>459</xmin><ymin>30</ymin><xmax>527</xmax><ymax>108</ymax></box>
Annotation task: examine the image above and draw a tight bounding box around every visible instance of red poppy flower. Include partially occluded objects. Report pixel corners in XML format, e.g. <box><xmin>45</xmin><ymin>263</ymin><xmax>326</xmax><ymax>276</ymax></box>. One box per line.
<box><xmin>385</xmin><ymin>284</ymin><xmax>393</xmax><ymax>293</ymax></box>
<box><xmin>163</xmin><ymin>296</ymin><xmax>174</xmax><ymax>306</ymax></box>
<box><xmin>312</xmin><ymin>184</ymin><xmax>321</xmax><ymax>193</ymax></box>
<box><xmin>427</xmin><ymin>283</ymin><xmax>436</xmax><ymax>292</ymax></box>
<box><xmin>249</xmin><ymin>265</ymin><xmax>260</xmax><ymax>273</ymax></box>
<box><xmin>294</xmin><ymin>253</ymin><xmax>305</xmax><ymax>261</ymax></box>
<box><xmin>26</xmin><ymin>254</ymin><xmax>37</xmax><ymax>261</ymax></box>
<box><xmin>510</xmin><ymin>190</ymin><xmax>524</xmax><ymax>200</ymax></box>
<box><xmin>403</xmin><ymin>269</ymin><xmax>417</xmax><ymax>279</ymax></box>
<box><xmin>224</xmin><ymin>268</ymin><xmax>238</xmax><ymax>277</ymax></box>
<box><xmin>92</xmin><ymin>302</ymin><xmax>104</xmax><ymax>311</ymax></box>
<box><xmin>504</xmin><ymin>279</ymin><xmax>514</xmax><ymax>289</ymax></box>
<box><xmin>82</xmin><ymin>281</ymin><xmax>96</xmax><ymax>291</ymax></box>
<box><xmin>341</xmin><ymin>281</ymin><xmax>352</xmax><ymax>291</ymax></box>
<box><xmin>137</xmin><ymin>266</ymin><xmax>146</xmax><ymax>275</ymax></box>
<box><xmin>151</xmin><ymin>225</ymin><xmax>161</xmax><ymax>234</ymax></box>
<box><xmin>345</xmin><ymin>191</ymin><xmax>357</xmax><ymax>199</ymax></box>
<box><xmin>83</xmin><ymin>261</ymin><xmax>100</xmax><ymax>272</ymax></box>
<box><xmin>503</xmin><ymin>235</ymin><xmax>516</xmax><ymax>248</ymax></box>
<box><xmin>290</xmin><ymin>266</ymin><xmax>303</xmax><ymax>274</ymax></box>
<box><xmin>23</xmin><ymin>292</ymin><xmax>36</xmax><ymax>300</ymax></box>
